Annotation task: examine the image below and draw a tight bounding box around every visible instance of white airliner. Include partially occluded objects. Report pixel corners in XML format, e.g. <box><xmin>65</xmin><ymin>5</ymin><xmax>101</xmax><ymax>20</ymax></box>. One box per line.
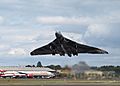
<box><xmin>0</xmin><ymin>70</ymin><xmax>55</xmax><ymax>78</ymax></box>
<box><xmin>0</xmin><ymin>70</ymin><xmax>27</xmax><ymax>78</ymax></box>
<box><xmin>18</xmin><ymin>71</ymin><xmax>55</xmax><ymax>78</ymax></box>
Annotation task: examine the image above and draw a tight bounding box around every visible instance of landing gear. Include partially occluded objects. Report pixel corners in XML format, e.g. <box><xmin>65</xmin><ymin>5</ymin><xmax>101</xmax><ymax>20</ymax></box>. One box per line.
<box><xmin>72</xmin><ymin>46</ymin><xmax>78</xmax><ymax>56</ymax></box>
<box><xmin>52</xmin><ymin>53</ymin><xmax>55</xmax><ymax>55</ymax></box>
<box><xmin>59</xmin><ymin>52</ymin><xmax>65</xmax><ymax>56</ymax></box>
<box><xmin>60</xmin><ymin>54</ymin><xmax>65</xmax><ymax>56</ymax></box>
<box><xmin>67</xmin><ymin>53</ymin><xmax>72</xmax><ymax>57</ymax></box>
<box><xmin>73</xmin><ymin>53</ymin><xmax>78</xmax><ymax>56</ymax></box>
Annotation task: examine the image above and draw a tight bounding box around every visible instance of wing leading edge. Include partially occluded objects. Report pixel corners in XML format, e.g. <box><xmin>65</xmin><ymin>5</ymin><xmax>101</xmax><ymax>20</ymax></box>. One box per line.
<box><xmin>30</xmin><ymin>39</ymin><xmax>58</xmax><ymax>55</ymax></box>
<box><xmin>64</xmin><ymin>38</ymin><xmax>108</xmax><ymax>54</ymax></box>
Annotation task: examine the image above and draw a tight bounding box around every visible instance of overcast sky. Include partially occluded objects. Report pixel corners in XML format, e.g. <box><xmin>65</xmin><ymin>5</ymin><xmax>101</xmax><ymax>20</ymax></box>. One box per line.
<box><xmin>0</xmin><ymin>0</ymin><xmax>120</xmax><ymax>66</ymax></box>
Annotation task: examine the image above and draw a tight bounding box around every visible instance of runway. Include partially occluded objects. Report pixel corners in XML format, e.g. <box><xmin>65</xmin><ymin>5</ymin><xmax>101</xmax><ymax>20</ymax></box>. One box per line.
<box><xmin>0</xmin><ymin>79</ymin><xmax>119</xmax><ymax>86</ymax></box>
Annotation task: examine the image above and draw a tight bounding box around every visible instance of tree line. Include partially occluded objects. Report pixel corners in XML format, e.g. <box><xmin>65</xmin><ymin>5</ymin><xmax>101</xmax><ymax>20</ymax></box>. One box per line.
<box><xmin>25</xmin><ymin>61</ymin><xmax>70</xmax><ymax>70</ymax></box>
<box><xmin>91</xmin><ymin>66</ymin><xmax>120</xmax><ymax>75</ymax></box>
<box><xmin>25</xmin><ymin>61</ymin><xmax>120</xmax><ymax>74</ymax></box>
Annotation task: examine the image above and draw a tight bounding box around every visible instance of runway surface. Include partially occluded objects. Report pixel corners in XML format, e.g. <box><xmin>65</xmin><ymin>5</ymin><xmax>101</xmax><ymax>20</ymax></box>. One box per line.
<box><xmin>0</xmin><ymin>79</ymin><xmax>120</xmax><ymax>86</ymax></box>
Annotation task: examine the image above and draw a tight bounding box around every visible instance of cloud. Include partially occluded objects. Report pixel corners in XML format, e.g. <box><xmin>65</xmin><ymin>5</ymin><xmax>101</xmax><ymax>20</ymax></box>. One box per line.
<box><xmin>35</xmin><ymin>14</ymin><xmax>120</xmax><ymax>26</ymax></box>
<box><xmin>35</xmin><ymin>15</ymin><xmax>120</xmax><ymax>48</ymax></box>
<box><xmin>36</xmin><ymin>16</ymin><xmax>92</xmax><ymax>25</ymax></box>
<box><xmin>0</xmin><ymin>0</ymin><xmax>20</xmax><ymax>4</ymax></box>
<box><xmin>62</xmin><ymin>32</ymin><xmax>86</xmax><ymax>44</ymax></box>
<box><xmin>0</xmin><ymin>16</ymin><xmax>4</xmax><ymax>24</ymax></box>
<box><xmin>0</xmin><ymin>44</ymin><xmax>9</xmax><ymax>50</ymax></box>
<box><xmin>84</xmin><ymin>24</ymin><xmax>110</xmax><ymax>38</ymax></box>
<box><xmin>0</xmin><ymin>26</ymin><xmax>57</xmax><ymax>57</ymax></box>
<box><xmin>83</xmin><ymin>22</ymin><xmax>120</xmax><ymax>47</ymax></box>
<box><xmin>8</xmin><ymin>48</ymin><xmax>26</xmax><ymax>56</ymax></box>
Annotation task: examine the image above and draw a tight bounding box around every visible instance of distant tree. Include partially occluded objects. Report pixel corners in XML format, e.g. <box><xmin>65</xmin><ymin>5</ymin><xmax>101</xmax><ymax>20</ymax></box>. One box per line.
<box><xmin>90</xmin><ymin>66</ymin><xmax>98</xmax><ymax>70</ymax></box>
<box><xmin>37</xmin><ymin>61</ymin><xmax>42</xmax><ymax>67</ymax></box>
<box><xmin>47</xmin><ymin>65</ymin><xmax>55</xmax><ymax>69</ymax></box>
<box><xmin>63</xmin><ymin>65</ymin><xmax>71</xmax><ymax>70</ymax></box>
<box><xmin>97</xmin><ymin>65</ymin><xmax>120</xmax><ymax>76</ymax></box>
<box><xmin>55</xmin><ymin>65</ymin><xmax>62</xmax><ymax>70</ymax></box>
<box><xmin>32</xmin><ymin>65</ymin><xmax>35</xmax><ymax>67</ymax></box>
<box><xmin>46</xmin><ymin>65</ymin><xmax>62</xmax><ymax>70</ymax></box>
<box><xmin>25</xmin><ymin>65</ymin><xmax>32</xmax><ymax>67</ymax></box>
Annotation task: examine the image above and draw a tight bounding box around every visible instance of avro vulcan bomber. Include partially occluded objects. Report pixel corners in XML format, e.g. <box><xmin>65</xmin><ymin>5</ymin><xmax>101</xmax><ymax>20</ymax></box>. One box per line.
<box><xmin>30</xmin><ymin>32</ymin><xmax>108</xmax><ymax>57</ymax></box>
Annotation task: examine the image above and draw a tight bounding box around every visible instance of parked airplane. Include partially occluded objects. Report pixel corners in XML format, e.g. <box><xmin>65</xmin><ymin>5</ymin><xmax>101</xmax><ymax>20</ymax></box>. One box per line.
<box><xmin>18</xmin><ymin>71</ymin><xmax>55</xmax><ymax>78</ymax></box>
<box><xmin>0</xmin><ymin>70</ymin><xmax>27</xmax><ymax>78</ymax></box>
<box><xmin>30</xmin><ymin>32</ymin><xmax>108</xmax><ymax>57</ymax></box>
<box><xmin>0</xmin><ymin>70</ymin><xmax>55</xmax><ymax>78</ymax></box>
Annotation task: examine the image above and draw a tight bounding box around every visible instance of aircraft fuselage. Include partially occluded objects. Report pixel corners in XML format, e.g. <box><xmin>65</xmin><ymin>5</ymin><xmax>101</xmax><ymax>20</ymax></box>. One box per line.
<box><xmin>55</xmin><ymin>32</ymin><xmax>77</xmax><ymax>57</ymax></box>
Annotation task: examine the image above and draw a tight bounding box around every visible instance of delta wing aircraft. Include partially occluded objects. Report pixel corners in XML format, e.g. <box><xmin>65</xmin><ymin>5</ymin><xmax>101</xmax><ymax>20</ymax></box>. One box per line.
<box><xmin>30</xmin><ymin>32</ymin><xmax>108</xmax><ymax>57</ymax></box>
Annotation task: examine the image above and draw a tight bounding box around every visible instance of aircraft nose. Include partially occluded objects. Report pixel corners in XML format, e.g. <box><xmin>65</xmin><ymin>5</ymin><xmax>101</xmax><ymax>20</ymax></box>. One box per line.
<box><xmin>55</xmin><ymin>32</ymin><xmax>62</xmax><ymax>38</ymax></box>
<box><xmin>55</xmin><ymin>32</ymin><xmax>59</xmax><ymax>38</ymax></box>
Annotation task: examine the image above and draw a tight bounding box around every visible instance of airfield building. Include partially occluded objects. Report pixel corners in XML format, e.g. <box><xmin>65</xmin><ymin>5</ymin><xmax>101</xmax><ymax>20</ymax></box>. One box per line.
<box><xmin>84</xmin><ymin>70</ymin><xmax>103</xmax><ymax>80</ymax></box>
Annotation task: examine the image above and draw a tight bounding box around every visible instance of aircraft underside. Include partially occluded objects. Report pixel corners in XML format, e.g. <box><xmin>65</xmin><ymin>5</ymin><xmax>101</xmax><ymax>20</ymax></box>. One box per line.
<box><xmin>30</xmin><ymin>32</ymin><xmax>108</xmax><ymax>57</ymax></box>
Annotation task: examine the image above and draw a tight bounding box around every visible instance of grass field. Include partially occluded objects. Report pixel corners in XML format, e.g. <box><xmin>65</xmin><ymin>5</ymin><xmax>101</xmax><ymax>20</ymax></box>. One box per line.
<box><xmin>0</xmin><ymin>79</ymin><xmax>120</xmax><ymax>86</ymax></box>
